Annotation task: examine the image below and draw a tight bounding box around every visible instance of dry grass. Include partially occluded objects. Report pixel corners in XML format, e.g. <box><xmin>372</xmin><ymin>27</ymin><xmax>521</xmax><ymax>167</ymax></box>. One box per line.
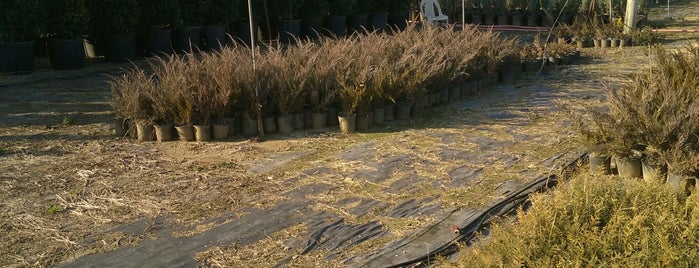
<box><xmin>0</xmin><ymin>130</ymin><xmax>289</xmax><ymax>267</ymax></box>
<box><xmin>195</xmin><ymin>223</ymin><xmax>338</xmax><ymax>267</ymax></box>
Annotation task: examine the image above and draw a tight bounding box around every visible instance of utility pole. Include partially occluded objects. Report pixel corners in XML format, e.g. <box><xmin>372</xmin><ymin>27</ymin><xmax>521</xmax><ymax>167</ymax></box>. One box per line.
<box><xmin>462</xmin><ymin>0</ymin><xmax>465</xmax><ymax>28</ymax></box>
<box><xmin>247</xmin><ymin>0</ymin><xmax>264</xmax><ymax>139</ymax></box>
<box><xmin>624</xmin><ymin>0</ymin><xmax>640</xmax><ymax>34</ymax></box>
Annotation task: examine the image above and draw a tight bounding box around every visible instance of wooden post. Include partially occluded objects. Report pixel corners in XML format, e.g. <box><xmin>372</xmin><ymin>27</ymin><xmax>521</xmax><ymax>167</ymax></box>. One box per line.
<box><xmin>624</xmin><ymin>0</ymin><xmax>640</xmax><ymax>34</ymax></box>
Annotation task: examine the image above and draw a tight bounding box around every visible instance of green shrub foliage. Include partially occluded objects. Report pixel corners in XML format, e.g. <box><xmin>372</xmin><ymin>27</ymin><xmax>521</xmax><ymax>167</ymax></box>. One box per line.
<box><xmin>138</xmin><ymin>0</ymin><xmax>183</xmax><ymax>30</ymax></box>
<box><xmin>454</xmin><ymin>174</ymin><xmax>699</xmax><ymax>267</ymax></box>
<box><xmin>0</xmin><ymin>0</ymin><xmax>45</xmax><ymax>42</ymax></box>
<box><xmin>88</xmin><ymin>0</ymin><xmax>140</xmax><ymax>34</ymax></box>
<box><xmin>48</xmin><ymin>0</ymin><xmax>91</xmax><ymax>39</ymax></box>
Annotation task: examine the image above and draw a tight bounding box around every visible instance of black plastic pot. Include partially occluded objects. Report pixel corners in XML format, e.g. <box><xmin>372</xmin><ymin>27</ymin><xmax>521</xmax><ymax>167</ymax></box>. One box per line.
<box><xmin>498</xmin><ymin>67</ymin><xmax>516</xmax><ymax>83</ymax></box>
<box><xmin>235</xmin><ymin>20</ymin><xmax>258</xmax><ymax>46</ymax></box>
<box><xmin>497</xmin><ymin>14</ymin><xmax>509</xmax><ymax>25</ymax></box>
<box><xmin>559</xmin><ymin>14</ymin><xmax>572</xmax><ymax>24</ymax></box>
<box><xmin>106</xmin><ymin>34</ymin><xmax>137</xmax><ymax>63</ymax></box>
<box><xmin>0</xmin><ymin>41</ymin><xmax>35</xmax><ymax>73</ymax></box>
<box><xmin>348</xmin><ymin>14</ymin><xmax>369</xmax><ymax>35</ymax></box>
<box><xmin>589</xmin><ymin>153</ymin><xmax>612</xmax><ymax>174</ymax></box>
<box><xmin>388</xmin><ymin>11</ymin><xmax>409</xmax><ymax>31</ymax></box>
<box><xmin>619</xmin><ymin>38</ymin><xmax>629</xmax><ymax>47</ymax></box>
<box><xmin>34</xmin><ymin>37</ymin><xmax>49</xmax><ymax>57</ymax></box>
<box><xmin>524</xmin><ymin>60</ymin><xmax>539</xmax><ymax>72</ymax></box>
<box><xmin>642</xmin><ymin>158</ymin><xmax>667</xmax><ymax>183</ymax></box>
<box><xmin>324</xmin><ymin>15</ymin><xmax>346</xmax><ymax>38</ymax></box>
<box><xmin>484</xmin><ymin>13</ymin><xmax>496</xmax><ymax>25</ymax></box>
<box><xmin>395</xmin><ymin>102</ymin><xmax>412</xmax><ymax>120</ymax></box>
<box><xmin>666</xmin><ymin>171</ymin><xmax>694</xmax><ymax>194</ymax></box>
<box><xmin>544</xmin><ymin>15</ymin><xmax>555</xmax><ymax>26</ymax></box>
<box><xmin>616</xmin><ymin>157</ymin><xmax>643</xmax><ymax>179</ymax></box>
<box><xmin>173</xmin><ymin>26</ymin><xmax>202</xmax><ymax>53</ymax></box>
<box><xmin>470</xmin><ymin>12</ymin><xmax>483</xmax><ymax>25</ymax></box>
<box><xmin>369</xmin><ymin>12</ymin><xmax>389</xmax><ymax>32</ymax></box>
<box><xmin>275</xmin><ymin>19</ymin><xmax>301</xmax><ymax>44</ymax></box>
<box><xmin>49</xmin><ymin>39</ymin><xmax>85</xmax><ymax>70</ymax></box>
<box><xmin>338</xmin><ymin>113</ymin><xmax>356</xmax><ymax>134</ymax></box>
<box><xmin>203</xmin><ymin>25</ymin><xmax>227</xmax><ymax>51</ymax></box>
<box><xmin>144</xmin><ymin>29</ymin><xmax>173</xmax><ymax>56</ymax></box>
<box><xmin>412</xmin><ymin>99</ymin><xmax>427</xmax><ymax>118</ymax></box>
<box><xmin>511</xmin><ymin>14</ymin><xmax>524</xmax><ymax>26</ymax></box>
<box><xmin>526</xmin><ymin>13</ymin><xmax>539</xmax><ymax>26</ymax></box>
<box><xmin>302</xmin><ymin>18</ymin><xmax>323</xmax><ymax>40</ymax></box>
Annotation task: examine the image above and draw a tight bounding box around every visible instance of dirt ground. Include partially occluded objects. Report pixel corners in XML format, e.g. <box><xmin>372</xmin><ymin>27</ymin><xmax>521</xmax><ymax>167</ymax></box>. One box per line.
<box><xmin>645</xmin><ymin>0</ymin><xmax>699</xmax><ymax>28</ymax></box>
<box><xmin>2</xmin><ymin>5</ymin><xmax>698</xmax><ymax>267</ymax></box>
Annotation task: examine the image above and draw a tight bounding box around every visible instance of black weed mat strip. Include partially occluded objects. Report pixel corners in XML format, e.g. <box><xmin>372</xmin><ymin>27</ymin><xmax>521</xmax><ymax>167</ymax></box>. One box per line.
<box><xmin>354</xmin><ymin>153</ymin><xmax>586</xmax><ymax>268</ymax></box>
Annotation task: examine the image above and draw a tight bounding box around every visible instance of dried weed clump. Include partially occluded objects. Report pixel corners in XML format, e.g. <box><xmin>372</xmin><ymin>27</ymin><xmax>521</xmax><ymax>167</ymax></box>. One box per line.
<box><xmin>451</xmin><ymin>173</ymin><xmax>699</xmax><ymax>267</ymax></box>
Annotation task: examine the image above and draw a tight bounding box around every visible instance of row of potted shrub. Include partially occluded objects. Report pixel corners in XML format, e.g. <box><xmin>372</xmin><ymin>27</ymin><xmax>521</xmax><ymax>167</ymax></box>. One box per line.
<box><xmin>563</xmin><ymin>45</ymin><xmax>699</xmax><ymax>193</ymax></box>
<box><xmin>551</xmin><ymin>15</ymin><xmax>661</xmax><ymax>49</ymax></box>
<box><xmin>450</xmin><ymin>0</ymin><xmax>647</xmax><ymax>26</ymax></box>
<box><xmin>110</xmin><ymin>25</ymin><xmax>579</xmax><ymax>142</ymax></box>
<box><xmin>0</xmin><ymin>0</ymin><xmax>412</xmax><ymax>73</ymax></box>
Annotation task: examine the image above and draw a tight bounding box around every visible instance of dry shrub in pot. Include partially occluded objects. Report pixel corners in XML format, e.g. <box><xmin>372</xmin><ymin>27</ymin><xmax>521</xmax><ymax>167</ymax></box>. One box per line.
<box><xmin>201</xmin><ymin>47</ymin><xmax>246</xmax><ymax>124</ymax></box>
<box><xmin>307</xmin><ymin>37</ymin><xmax>341</xmax><ymax>113</ymax></box>
<box><xmin>148</xmin><ymin>54</ymin><xmax>194</xmax><ymax>126</ymax></box>
<box><xmin>108</xmin><ymin>66</ymin><xmax>156</xmax><ymax>126</ymax></box>
<box><xmin>107</xmin><ymin>19</ymin><xmax>525</xmax><ymax>138</ymax></box>
<box><xmin>261</xmin><ymin>39</ymin><xmax>315</xmax><ymax>117</ymax></box>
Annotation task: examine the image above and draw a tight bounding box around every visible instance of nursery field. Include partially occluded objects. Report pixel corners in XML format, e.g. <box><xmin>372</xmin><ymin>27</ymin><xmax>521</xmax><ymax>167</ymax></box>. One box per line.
<box><xmin>646</xmin><ymin>0</ymin><xmax>699</xmax><ymax>28</ymax></box>
<box><xmin>3</xmin><ymin>1</ymin><xmax>699</xmax><ymax>261</ymax></box>
<box><xmin>0</xmin><ymin>41</ymin><xmax>668</xmax><ymax>267</ymax></box>
<box><xmin>3</xmin><ymin>1</ymin><xmax>699</xmax><ymax>267</ymax></box>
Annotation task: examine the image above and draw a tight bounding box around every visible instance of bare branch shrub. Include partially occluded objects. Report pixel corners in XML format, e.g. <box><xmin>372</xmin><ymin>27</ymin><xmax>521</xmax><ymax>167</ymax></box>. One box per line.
<box><xmin>108</xmin><ymin>23</ymin><xmax>520</xmax><ymax>133</ymax></box>
<box><xmin>108</xmin><ymin>65</ymin><xmax>156</xmax><ymax>124</ymax></box>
